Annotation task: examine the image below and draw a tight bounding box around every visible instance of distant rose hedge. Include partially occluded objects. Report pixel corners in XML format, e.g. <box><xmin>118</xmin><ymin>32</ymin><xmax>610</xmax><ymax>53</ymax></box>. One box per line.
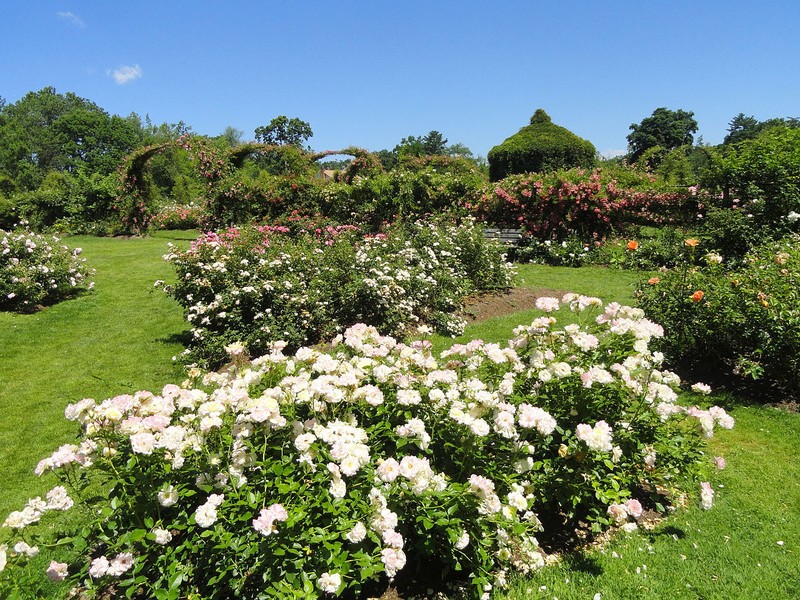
<box><xmin>0</xmin><ymin>225</ymin><xmax>94</xmax><ymax>312</ymax></box>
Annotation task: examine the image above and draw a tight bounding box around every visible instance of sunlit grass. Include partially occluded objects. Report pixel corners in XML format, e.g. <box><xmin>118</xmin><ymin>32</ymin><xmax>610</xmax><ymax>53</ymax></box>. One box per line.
<box><xmin>0</xmin><ymin>231</ymin><xmax>196</xmax><ymax>517</ymax></box>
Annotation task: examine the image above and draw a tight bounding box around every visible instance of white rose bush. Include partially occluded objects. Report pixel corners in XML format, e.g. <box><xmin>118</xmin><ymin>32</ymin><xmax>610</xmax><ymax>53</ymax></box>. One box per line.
<box><xmin>0</xmin><ymin>294</ymin><xmax>733</xmax><ymax>598</ymax></box>
<box><xmin>162</xmin><ymin>218</ymin><xmax>515</xmax><ymax>368</ymax></box>
<box><xmin>0</xmin><ymin>224</ymin><xmax>94</xmax><ymax>312</ymax></box>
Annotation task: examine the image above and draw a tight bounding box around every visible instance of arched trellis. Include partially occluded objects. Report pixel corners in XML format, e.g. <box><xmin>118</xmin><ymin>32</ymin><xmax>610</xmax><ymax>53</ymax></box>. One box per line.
<box><xmin>310</xmin><ymin>147</ymin><xmax>384</xmax><ymax>184</ymax></box>
<box><xmin>116</xmin><ymin>140</ymin><xmax>181</xmax><ymax>235</ymax></box>
<box><xmin>116</xmin><ymin>138</ymin><xmax>386</xmax><ymax>233</ymax></box>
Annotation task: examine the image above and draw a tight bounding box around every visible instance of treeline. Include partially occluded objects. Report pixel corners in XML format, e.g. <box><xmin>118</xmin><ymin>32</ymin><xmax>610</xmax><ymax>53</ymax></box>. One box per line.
<box><xmin>0</xmin><ymin>87</ymin><xmax>798</xmax><ymax>238</ymax></box>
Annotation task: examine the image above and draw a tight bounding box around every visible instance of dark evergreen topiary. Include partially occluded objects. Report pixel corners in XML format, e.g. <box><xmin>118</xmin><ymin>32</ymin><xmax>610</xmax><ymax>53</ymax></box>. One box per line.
<box><xmin>488</xmin><ymin>109</ymin><xmax>596</xmax><ymax>181</ymax></box>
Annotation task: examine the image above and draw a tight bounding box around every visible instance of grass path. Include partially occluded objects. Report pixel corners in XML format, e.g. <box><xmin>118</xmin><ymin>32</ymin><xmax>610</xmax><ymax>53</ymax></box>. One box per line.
<box><xmin>0</xmin><ymin>231</ymin><xmax>194</xmax><ymax>516</ymax></box>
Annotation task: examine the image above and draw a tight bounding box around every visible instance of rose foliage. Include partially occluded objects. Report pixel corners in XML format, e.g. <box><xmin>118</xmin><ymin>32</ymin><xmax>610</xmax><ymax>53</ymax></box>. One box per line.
<box><xmin>636</xmin><ymin>234</ymin><xmax>800</xmax><ymax>398</ymax></box>
<box><xmin>0</xmin><ymin>224</ymin><xmax>94</xmax><ymax>312</ymax></box>
<box><xmin>473</xmin><ymin>167</ymin><xmax>697</xmax><ymax>242</ymax></box>
<box><xmin>164</xmin><ymin>218</ymin><xmax>514</xmax><ymax>368</ymax></box>
<box><xmin>1</xmin><ymin>297</ymin><xmax>732</xmax><ymax>599</ymax></box>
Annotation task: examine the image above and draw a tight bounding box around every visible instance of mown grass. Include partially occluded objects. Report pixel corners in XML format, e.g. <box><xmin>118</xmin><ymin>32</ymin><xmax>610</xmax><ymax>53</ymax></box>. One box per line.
<box><xmin>1</xmin><ymin>237</ymin><xmax>797</xmax><ymax>599</ymax></box>
<box><xmin>0</xmin><ymin>231</ymin><xmax>196</xmax><ymax>517</ymax></box>
<box><xmin>496</xmin><ymin>404</ymin><xmax>800</xmax><ymax>600</ymax></box>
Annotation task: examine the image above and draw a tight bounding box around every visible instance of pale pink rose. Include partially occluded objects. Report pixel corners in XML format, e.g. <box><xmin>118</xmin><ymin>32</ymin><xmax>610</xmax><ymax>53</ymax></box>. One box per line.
<box><xmin>317</xmin><ymin>571</ymin><xmax>341</xmax><ymax>594</ymax></box>
<box><xmin>46</xmin><ymin>560</ymin><xmax>69</xmax><ymax>581</ymax></box>
<box><xmin>624</xmin><ymin>499</ymin><xmax>643</xmax><ymax>519</ymax></box>
<box><xmin>381</xmin><ymin>547</ymin><xmax>407</xmax><ymax>578</ymax></box>
<box><xmin>107</xmin><ymin>552</ymin><xmax>133</xmax><ymax>576</ymax></box>
<box><xmin>700</xmin><ymin>481</ymin><xmax>715</xmax><ymax>510</ymax></box>
<box><xmin>535</xmin><ymin>297</ymin><xmax>560</xmax><ymax>313</ymax></box>
<box><xmin>88</xmin><ymin>556</ymin><xmax>110</xmax><ymax>578</ymax></box>
<box><xmin>607</xmin><ymin>503</ymin><xmax>628</xmax><ymax>524</ymax></box>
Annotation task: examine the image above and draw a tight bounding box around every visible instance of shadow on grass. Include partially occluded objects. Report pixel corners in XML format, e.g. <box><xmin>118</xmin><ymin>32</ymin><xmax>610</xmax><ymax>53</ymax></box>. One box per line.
<box><xmin>157</xmin><ymin>330</ymin><xmax>193</xmax><ymax>346</ymax></box>
<box><xmin>559</xmin><ymin>552</ymin><xmax>604</xmax><ymax>576</ymax></box>
<box><xmin>648</xmin><ymin>525</ymin><xmax>686</xmax><ymax>540</ymax></box>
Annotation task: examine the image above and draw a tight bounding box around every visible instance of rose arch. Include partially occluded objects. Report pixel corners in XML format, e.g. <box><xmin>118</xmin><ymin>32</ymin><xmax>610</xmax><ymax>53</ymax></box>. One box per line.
<box><xmin>117</xmin><ymin>139</ymin><xmax>383</xmax><ymax>233</ymax></box>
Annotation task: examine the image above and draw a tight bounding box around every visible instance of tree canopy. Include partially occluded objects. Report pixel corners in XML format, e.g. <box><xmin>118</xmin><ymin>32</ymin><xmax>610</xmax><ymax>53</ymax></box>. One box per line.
<box><xmin>254</xmin><ymin>116</ymin><xmax>313</xmax><ymax>147</ymax></box>
<box><xmin>626</xmin><ymin>107</ymin><xmax>698</xmax><ymax>162</ymax></box>
<box><xmin>0</xmin><ymin>87</ymin><xmax>139</xmax><ymax>189</ymax></box>
<box><xmin>724</xmin><ymin>113</ymin><xmax>800</xmax><ymax>145</ymax></box>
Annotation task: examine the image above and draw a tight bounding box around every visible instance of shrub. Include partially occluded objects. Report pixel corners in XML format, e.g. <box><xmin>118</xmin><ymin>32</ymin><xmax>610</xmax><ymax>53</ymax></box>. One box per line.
<box><xmin>473</xmin><ymin>167</ymin><xmax>696</xmax><ymax>241</ymax></box>
<box><xmin>205</xmin><ymin>170</ymin><xmax>325</xmax><ymax>228</ymax></box>
<box><xmin>0</xmin><ymin>225</ymin><xmax>94</xmax><ymax>312</ymax></box>
<box><xmin>149</xmin><ymin>203</ymin><xmax>207</xmax><ymax>230</ymax></box>
<box><xmin>702</xmin><ymin>127</ymin><xmax>800</xmax><ymax>241</ymax></box>
<box><xmin>0</xmin><ymin>302</ymin><xmax>732</xmax><ymax>599</ymax></box>
<box><xmin>323</xmin><ymin>166</ymin><xmax>484</xmax><ymax>230</ymax></box>
<box><xmin>0</xmin><ymin>194</ymin><xmax>18</xmax><ymax>230</ymax></box>
<box><xmin>487</xmin><ymin>109</ymin><xmax>596</xmax><ymax>181</ymax></box>
<box><xmin>636</xmin><ymin>234</ymin><xmax>800</xmax><ymax>398</ymax></box>
<box><xmin>163</xmin><ymin>218</ymin><xmax>514</xmax><ymax>367</ymax></box>
<box><xmin>11</xmin><ymin>171</ymin><xmax>121</xmax><ymax>234</ymax></box>
<box><xmin>700</xmin><ymin>205</ymin><xmax>765</xmax><ymax>265</ymax></box>
<box><xmin>512</xmin><ymin>234</ymin><xmax>596</xmax><ymax>267</ymax></box>
<box><xmin>610</xmin><ymin>227</ymin><xmax>697</xmax><ymax>271</ymax></box>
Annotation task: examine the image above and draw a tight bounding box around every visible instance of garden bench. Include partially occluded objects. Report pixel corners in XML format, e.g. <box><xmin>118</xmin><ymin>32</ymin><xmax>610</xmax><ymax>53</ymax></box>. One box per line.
<box><xmin>484</xmin><ymin>227</ymin><xmax>525</xmax><ymax>246</ymax></box>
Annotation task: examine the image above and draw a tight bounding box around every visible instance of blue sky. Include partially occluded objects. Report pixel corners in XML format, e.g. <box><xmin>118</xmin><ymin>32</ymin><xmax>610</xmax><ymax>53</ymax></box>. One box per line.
<box><xmin>2</xmin><ymin>1</ymin><xmax>798</xmax><ymax>158</ymax></box>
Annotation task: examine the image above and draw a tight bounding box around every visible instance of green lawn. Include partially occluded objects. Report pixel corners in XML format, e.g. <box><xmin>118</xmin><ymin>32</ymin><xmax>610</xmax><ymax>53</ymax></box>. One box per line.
<box><xmin>1</xmin><ymin>237</ymin><xmax>797</xmax><ymax>599</ymax></box>
<box><xmin>0</xmin><ymin>231</ymin><xmax>195</xmax><ymax>517</ymax></box>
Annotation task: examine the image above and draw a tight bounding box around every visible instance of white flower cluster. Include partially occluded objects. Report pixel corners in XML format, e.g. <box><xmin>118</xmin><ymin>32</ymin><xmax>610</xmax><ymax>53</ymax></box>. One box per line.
<box><xmin>4</xmin><ymin>297</ymin><xmax>734</xmax><ymax>595</ymax></box>
<box><xmin>1</xmin><ymin>226</ymin><xmax>94</xmax><ymax>311</ymax></box>
<box><xmin>2</xmin><ymin>486</ymin><xmax>73</xmax><ymax>529</ymax></box>
<box><xmin>88</xmin><ymin>552</ymin><xmax>133</xmax><ymax>579</ymax></box>
<box><xmin>164</xmin><ymin>219</ymin><xmax>513</xmax><ymax>364</ymax></box>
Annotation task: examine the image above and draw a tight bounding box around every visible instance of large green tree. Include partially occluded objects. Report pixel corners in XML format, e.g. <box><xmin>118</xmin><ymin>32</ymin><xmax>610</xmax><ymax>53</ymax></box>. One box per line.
<box><xmin>394</xmin><ymin>130</ymin><xmax>451</xmax><ymax>157</ymax></box>
<box><xmin>254</xmin><ymin>116</ymin><xmax>313</xmax><ymax>147</ymax></box>
<box><xmin>724</xmin><ymin>113</ymin><xmax>800</xmax><ymax>145</ymax></box>
<box><xmin>0</xmin><ymin>87</ymin><xmax>139</xmax><ymax>189</ymax></box>
<box><xmin>378</xmin><ymin>131</ymin><xmax>476</xmax><ymax>170</ymax></box>
<box><xmin>627</xmin><ymin>107</ymin><xmax>698</xmax><ymax>162</ymax></box>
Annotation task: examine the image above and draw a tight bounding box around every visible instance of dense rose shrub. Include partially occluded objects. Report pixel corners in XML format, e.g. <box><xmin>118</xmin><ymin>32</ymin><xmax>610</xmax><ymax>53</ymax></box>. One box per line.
<box><xmin>512</xmin><ymin>234</ymin><xmax>596</xmax><ymax>266</ymax></box>
<box><xmin>149</xmin><ymin>203</ymin><xmax>207</xmax><ymax>230</ymax></box>
<box><xmin>0</xmin><ymin>300</ymin><xmax>731</xmax><ymax>599</ymax></box>
<box><xmin>473</xmin><ymin>167</ymin><xmax>697</xmax><ymax>241</ymax></box>
<box><xmin>0</xmin><ymin>225</ymin><xmax>94</xmax><ymax>312</ymax></box>
<box><xmin>636</xmin><ymin>234</ymin><xmax>800</xmax><ymax>398</ymax></box>
<box><xmin>164</xmin><ymin>219</ymin><xmax>514</xmax><ymax>367</ymax></box>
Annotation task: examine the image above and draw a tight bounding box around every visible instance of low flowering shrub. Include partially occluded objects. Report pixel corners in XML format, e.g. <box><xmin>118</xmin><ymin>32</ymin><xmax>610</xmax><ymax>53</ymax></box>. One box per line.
<box><xmin>149</xmin><ymin>203</ymin><xmax>207</xmax><ymax>230</ymax></box>
<box><xmin>0</xmin><ymin>298</ymin><xmax>731</xmax><ymax>599</ymax></box>
<box><xmin>0</xmin><ymin>225</ymin><xmax>94</xmax><ymax>312</ymax></box>
<box><xmin>512</xmin><ymin>234</ymin><xmax>596</xmax><ymax>266</ymax></box>
<box><xmin>510</xmin><ymin>227</ymin><xmax>697</xmax><ymax>270</ymax></box>
<box><xmin>164</xmin><ymin>218</ymin><xmax>514</xmax><ymax>367</ymax></box>
<box><xmin>598</xmin><ymin>227</ymin><xmax>702</xmax><ymax>271</ymax></box>
<box><xmin>636</xmin><ymin>234</ymin><xmax>800</xmax><ymax>398</ymax></box>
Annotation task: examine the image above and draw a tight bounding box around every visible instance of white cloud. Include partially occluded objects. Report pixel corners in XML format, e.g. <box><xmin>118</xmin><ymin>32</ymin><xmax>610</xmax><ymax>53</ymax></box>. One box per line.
<box><xmin>57</xmin><ymin>11</ymin><xmax>85</xmax><ymax>27</ymax></box>
<box><xmin>110</xmin><ymin>65</ymin><xmax>143</xmax><ymax>85</ymax></box>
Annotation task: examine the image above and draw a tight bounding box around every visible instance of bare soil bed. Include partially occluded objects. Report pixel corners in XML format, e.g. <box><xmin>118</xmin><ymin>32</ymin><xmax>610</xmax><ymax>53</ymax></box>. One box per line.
<box><xmin>461</xmin><ymin>287</ymin><xmax>569</xmax><ymax>323</ymax></box>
